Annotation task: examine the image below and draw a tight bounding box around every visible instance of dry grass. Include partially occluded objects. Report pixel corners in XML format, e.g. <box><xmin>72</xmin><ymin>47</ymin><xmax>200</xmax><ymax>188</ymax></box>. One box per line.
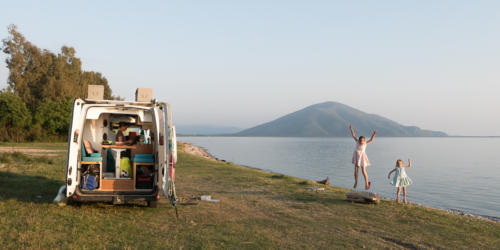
<box><xmin>0</xmin><ymin>143</ymin><xmax>498</xmax><ymax>249</ymax></box>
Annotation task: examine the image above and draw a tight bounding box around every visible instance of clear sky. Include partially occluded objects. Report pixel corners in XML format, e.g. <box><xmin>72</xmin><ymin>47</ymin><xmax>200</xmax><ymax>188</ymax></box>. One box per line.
<box><xmin>1</xmin><ymin>1</ymin><xmax>499</xmax><ymax>136</ymax></box>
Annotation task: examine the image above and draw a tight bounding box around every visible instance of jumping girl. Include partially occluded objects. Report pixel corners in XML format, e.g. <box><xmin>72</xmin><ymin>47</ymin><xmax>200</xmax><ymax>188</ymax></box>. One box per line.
<box><xmin>349</xmin><ymin>124</ymin><xmax>376</xmax><ymax>190</ymax></box>
<box><xmin>387</xmin><ymin>159</ymin><xmax>413</xmax><ymax>203</ymax></box>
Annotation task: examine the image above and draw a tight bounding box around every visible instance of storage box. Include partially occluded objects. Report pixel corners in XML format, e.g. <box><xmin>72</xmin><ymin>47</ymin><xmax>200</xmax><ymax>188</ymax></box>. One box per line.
<box><xmin>136</xmin><ymin>176</ymin><xmax>153</xmax><ymax>189</ymax></box>
<box><xmin>87</xmin><ymin>85</ymin><xmax>104</xmax><ymax>100</ymax></box>
<box><xmin>135</xmin><ymin>88</ymin><xmax>153</xmax><ymax>102</ymax></box>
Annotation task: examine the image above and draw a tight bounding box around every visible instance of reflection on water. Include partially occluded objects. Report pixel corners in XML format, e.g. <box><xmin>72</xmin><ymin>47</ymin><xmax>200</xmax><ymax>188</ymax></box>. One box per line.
<box><xmin>180</xmin><ymin>136</ymin><xmax>500</xmax><ymax>218</ymax></box>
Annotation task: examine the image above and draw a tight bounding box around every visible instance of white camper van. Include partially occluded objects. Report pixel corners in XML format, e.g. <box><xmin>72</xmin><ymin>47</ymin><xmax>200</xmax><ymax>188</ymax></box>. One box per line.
<box><xmin>61</xmin><ymin>87</ymin><xmax>177</xmax><ymax>207</ymax></box>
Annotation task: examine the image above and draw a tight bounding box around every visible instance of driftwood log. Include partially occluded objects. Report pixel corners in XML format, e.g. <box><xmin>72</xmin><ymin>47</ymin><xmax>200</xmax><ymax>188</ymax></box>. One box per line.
<box><xmin>346</xmin><ymin>192</ymin><xmax>380</xmax><ymax>204</ymax></box>
<box><xmin>316</xmin><ymin>177</ymin><xmax>330</xmax><ymax>185</ymax></box>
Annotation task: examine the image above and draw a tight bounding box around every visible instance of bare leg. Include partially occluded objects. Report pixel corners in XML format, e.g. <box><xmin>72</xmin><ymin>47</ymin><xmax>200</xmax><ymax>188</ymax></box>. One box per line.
<box><xmin>403</xmin><ymin>187</ymin><xmax>407</xmax><ymax>204</ymax></box>
<box><xmin>353</xmin><ymin>165</ymin><xmax>359</xmax><ymax>188</ymax></box>
<box><xmin>396</xmin><ymin>187</ymin><xmax>401</xmax><ymax>203</ymax></box>
<box><xmin>361</xmin><ymin>166</ymin><xmax>370</xmax><ymax>190</ymax></box>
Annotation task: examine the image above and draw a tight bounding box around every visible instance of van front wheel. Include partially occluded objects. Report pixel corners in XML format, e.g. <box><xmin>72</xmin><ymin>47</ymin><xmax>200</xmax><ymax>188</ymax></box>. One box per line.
<box><xmin>147</xmin><ymin>201</ymin><xmax>158</xmax><ymax>208</ymax></box>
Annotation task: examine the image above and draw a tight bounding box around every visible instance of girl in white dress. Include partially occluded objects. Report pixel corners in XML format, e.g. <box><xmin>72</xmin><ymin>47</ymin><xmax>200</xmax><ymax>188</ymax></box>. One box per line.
<box><xmin>349</xmin><ymin>124</ymin><xmax>377</xmax><ymax>190</ymax></box>
<box><xmin>388</xmin><ymin>159</ymin><xmax>413</xmax><ymax>203</ymax></box>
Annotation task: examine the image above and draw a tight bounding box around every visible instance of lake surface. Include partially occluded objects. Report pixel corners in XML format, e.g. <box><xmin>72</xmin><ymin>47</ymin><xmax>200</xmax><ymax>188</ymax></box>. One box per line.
<box><xmin>179</xmin><ymin>136</ymin><xmax>500</xmax><ymax>219</ymax></box>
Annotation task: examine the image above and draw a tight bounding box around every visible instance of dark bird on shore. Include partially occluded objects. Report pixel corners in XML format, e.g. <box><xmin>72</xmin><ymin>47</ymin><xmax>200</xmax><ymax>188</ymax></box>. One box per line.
<box><xmin>317</xmin><ymin>177</ymin><xmax>330</xmax><ymax>185</ymax></box>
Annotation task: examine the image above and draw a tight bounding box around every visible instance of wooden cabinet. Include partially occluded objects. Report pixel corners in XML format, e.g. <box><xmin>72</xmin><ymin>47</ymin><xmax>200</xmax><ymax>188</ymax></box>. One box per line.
<box><xmin>100</xmin><ymin>179</ymin><xmax>134</xmax><ymax>191</ymax></box>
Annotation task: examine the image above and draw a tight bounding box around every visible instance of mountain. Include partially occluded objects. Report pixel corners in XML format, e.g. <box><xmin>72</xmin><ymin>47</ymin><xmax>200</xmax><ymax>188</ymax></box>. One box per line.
<box><xmin>176</xmin><ymin>124</ymin><xmax>242</xmax><ymax>136</ymax></box>
<box><xmin>235</xmin><ymin>102</ymin><xmax>447</xmax><ymax>137</ymax></box>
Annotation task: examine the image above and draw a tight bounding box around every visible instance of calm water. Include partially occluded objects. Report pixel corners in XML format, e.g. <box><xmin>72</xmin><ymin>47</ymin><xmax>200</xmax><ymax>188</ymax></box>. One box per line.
<box><xmin>180</xmin><ymin>136</ymin><xmax>500</xmax><ymax>219</ymax></box>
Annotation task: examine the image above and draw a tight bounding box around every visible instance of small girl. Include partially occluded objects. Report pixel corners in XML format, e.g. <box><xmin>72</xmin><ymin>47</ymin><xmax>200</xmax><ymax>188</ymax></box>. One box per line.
<box><xmin>349</xmin><ymin>124</ymin><xmax>377</xmax><ymax>190</ymax></box>
<box><xmin>387</xmin><ymin>159</ymin><xmax>413</xmax><ymax>203</ymax></box>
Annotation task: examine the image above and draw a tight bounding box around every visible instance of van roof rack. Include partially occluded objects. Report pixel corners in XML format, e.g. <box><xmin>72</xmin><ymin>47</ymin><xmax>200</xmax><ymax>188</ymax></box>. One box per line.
<box><xmin>83</xmin><ymin>99</ymin><xmax>160</xmax><ymax>105</ymax></box>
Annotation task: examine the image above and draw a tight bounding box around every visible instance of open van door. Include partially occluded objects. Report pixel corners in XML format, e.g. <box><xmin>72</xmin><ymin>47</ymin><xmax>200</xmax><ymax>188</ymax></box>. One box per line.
<box><xmin>153</xmin><ymin>105</ymin><xmax>168</xmax><ymax>198</ymax></box>
<box><xmin>65</xmin><ymin>99</ymin><xmax>85</xmax><ymax>197</ymax></box>
<box><xmin>162</xmin><ymin>104</ymin><xmax>177</xmax><ymax>200</ymax></box>
<box><xmin>166</xmin><ymin>126</ymin><xmax>177</xmax><ymax>199</ymax></box>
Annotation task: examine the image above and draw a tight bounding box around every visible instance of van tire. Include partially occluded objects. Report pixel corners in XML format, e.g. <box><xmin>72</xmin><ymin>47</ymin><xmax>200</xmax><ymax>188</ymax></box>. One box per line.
<box><xmin>147</xmin><ymin>201</ymin><xmax>158</xmax><ymax>208</ymax></box>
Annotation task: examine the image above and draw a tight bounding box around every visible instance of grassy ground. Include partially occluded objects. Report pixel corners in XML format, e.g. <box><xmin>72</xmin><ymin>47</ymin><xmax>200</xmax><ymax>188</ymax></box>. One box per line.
<box><xmin>0</xmin><ymin>143</ymin><xmax>499</xmax><ymax>249</ymax></box>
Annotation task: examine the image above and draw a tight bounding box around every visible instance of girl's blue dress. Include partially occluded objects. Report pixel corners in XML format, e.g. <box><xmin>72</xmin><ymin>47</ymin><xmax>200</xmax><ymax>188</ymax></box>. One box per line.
<box><xmin>390</xmin><ymin>167</ymin><xmax>413</xmax><ymax>187</ymax></box>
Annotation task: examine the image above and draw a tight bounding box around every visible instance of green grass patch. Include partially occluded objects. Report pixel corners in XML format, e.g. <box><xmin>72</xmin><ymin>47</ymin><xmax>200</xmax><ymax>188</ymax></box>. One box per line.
<box><xmin>0</xmin><ymin>152</ymin><xmax>54</xmax><ymax>165</ymax></box>
<box><xmin>0</xmin><ymin>146</ymin><xmax>499</xmax><ymax>249</ymax></box>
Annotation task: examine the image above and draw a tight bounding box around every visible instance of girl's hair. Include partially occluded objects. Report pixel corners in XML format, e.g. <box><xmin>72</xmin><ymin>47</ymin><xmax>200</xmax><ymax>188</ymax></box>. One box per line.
<box><xmin>358</xmin><ymin>136</ymin><xmax>365</xmax><ymax>141</ymax></box>
<box><xmin>396</xmin><ymin>159</ymin><xmax>403</xmax><ymax>166</ymax></box>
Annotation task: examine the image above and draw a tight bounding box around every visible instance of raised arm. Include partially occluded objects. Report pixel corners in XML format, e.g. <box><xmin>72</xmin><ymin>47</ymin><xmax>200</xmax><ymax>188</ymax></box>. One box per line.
<box><xmin>387</xmin><ymin>168</ymin><xmax>396</xmax><ymax>179</ymax></box>
<box><xmin>405</xmin><ymin>158</ymin><xmax>412</xmax><ymax>169</ymax></box>
<box><xmin>366</xmin><ymin>130</ymin><xmax>377</xmax><ymax>144</ymax></box>
<box><xmin>349</xmin><ymin>124</ymin><xmax>357</xmax><ymax>141</ymax></box>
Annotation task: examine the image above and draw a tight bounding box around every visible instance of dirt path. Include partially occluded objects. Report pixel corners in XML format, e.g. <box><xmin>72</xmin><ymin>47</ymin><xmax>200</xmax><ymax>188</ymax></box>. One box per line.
<box><xmin>0</xmin><ymin>147</ymin><xmax>65</xmax><ymax>157</ymax></box>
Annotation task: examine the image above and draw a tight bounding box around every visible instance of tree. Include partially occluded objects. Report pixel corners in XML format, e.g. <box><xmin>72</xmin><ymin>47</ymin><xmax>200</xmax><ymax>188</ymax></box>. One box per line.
<box><xmin>1</xmin><ymin>24</ymin><xmax>116</xmax><ymax>108</ymax></box>
<box><xmin>0</xmin><ymin>24</ymin><xmax>118</xmax><ymax>141</ymax></box>
<box><xmin>0</xmin><ymin>91</ymin><xmax>31</xmax><ymax>141</ymax></box>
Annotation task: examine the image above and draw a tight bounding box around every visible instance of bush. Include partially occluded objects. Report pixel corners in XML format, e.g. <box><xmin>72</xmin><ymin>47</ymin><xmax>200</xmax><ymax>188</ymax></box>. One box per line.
<box><xmin>0</xmin><ymin>92</ymin><xmax>31</xmax><ymax>142</ymax></box>
<box><xmin>32</xmin><ymin>99</ymin><xmax>72</xmax><ymax>140</ymax></box>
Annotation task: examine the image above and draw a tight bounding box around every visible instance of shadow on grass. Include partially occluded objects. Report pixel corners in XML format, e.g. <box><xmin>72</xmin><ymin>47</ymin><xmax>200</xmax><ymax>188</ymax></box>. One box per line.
<box><xmin>380</xmin><ymin>237</ymin><xmax>419</xmax><ymax>250</ymax></box>
<box><xmin>0</xmin><ymin>171</ymin><xmax>156</xmax><ymax>208</ymax></box>
<box><xmin>0</xmin><ymin>171</ymin><xmax>64</xmax><ymax>203</ymax></box>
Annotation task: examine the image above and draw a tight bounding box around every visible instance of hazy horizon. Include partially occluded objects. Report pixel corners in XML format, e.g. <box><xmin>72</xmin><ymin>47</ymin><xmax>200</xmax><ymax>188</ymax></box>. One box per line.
<box><xmin>1</xmin><ymin>1</ymin><xmax>499</xmax><ymax>136</ymax></box>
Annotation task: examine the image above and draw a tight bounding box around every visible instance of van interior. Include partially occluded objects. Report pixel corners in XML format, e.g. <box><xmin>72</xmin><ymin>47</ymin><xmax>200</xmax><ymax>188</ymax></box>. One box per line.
<box><xmin>79</xmin><ymin>108</ymin><xmax>157</xmax><ymax>192</ymax></box>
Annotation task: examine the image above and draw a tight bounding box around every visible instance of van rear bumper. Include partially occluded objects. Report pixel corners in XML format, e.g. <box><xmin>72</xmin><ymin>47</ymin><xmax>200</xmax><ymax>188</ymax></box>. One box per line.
<box><xmin>72</xmin><ymin>188</ymin><xmax>159</xmax><ymax>203</ymax></box>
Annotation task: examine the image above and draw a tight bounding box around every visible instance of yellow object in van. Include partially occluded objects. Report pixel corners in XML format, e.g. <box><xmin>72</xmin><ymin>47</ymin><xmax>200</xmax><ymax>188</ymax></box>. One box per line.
<box><xmin>120</xmin><ymin>158</ymin><xmax>132</xmax><ymax>178</ymax></box>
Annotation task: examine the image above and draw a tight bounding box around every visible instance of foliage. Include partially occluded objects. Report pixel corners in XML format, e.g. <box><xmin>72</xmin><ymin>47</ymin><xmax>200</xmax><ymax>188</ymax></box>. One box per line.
<box><xmin>0</xmin><ymin>24</ymin><xmax>118</xmax><ymax>141</ymax></box>
<box><xmin>1</xmin><ymin>25</ymin><xmax>115</xmax><ymax>107</ymax></box>
<box><xmin>33</xmin><ymin>100</ymin><xmax>73</xmax><ymax>138</ymax></box>
<box><xmin>0</xmin><ymin>92</ymin><xmax>30</xmax><ymax>128</ymax></box>
<box><xmin>0</xmin><ymin>92</ymin><xmax>31</xmax><ymax>142</ymax></box>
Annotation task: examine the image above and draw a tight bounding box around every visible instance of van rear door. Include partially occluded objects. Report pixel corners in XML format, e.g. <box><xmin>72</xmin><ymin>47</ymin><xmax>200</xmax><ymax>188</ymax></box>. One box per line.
<box><xmin>163</xmin><ymin>104</ymin><xmax>174</xmax><ymax>197</ymax></box>
<box><xmin>153</xmin><ymin>106</ymin><xmax>168</xmax><ymax>196</ymax></box>
<box><xmin>66</xmin><ymin>99</ymin><xmax>85</xmax><ymax>197</ymax></box>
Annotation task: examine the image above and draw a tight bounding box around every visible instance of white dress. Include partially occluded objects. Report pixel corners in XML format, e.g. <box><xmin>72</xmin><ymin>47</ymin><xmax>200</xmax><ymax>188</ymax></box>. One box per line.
<box><xmin>390</xmin><ymin>167</ymin><xmax>413</xmax><ymax>187</ymax></box>
<box><xmin>352</xmin><ymin>142</ymin><xmax>370</xmax><ymax>167</ymax></box>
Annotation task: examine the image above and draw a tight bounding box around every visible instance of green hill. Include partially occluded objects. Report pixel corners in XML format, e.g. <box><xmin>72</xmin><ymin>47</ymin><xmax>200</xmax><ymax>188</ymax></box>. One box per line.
<box><xmin>236</xmin><ymin>102</ymin><xmax>447</xmax><ymax>137</ymax></box>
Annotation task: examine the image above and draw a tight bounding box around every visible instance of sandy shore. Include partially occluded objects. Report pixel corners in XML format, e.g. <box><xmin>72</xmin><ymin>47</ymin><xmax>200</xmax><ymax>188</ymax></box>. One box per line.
<box><xmin>179</xmin><ymin>142</ymin><xmax>220</xmax><ymax>161</ymax></box>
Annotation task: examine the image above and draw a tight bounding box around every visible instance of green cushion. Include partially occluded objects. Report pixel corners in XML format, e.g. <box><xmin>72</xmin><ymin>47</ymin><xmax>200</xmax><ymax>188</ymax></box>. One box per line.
<box><xmin>81</xmin><ymin>142</ymin><xmax>87</xmax><ymax>156</ymax></box>
<box><xmin>132</xmin><ymin>157</ymin><xmax>154</xmax><ymax>163</ymax></box>
<box><xmin>81</xmin><ymin>142</ymin><xmax>102</xmax><ymax>162</ymax></box>
<box><xmin>135</xmin><ymin>154</ymin><xmax>154</xmax><ymax>158</ymax></box>
<box><xmin>82</xmin><ymin>156</ymin><xmax>103</xmax><ymax>162</ymax></box>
